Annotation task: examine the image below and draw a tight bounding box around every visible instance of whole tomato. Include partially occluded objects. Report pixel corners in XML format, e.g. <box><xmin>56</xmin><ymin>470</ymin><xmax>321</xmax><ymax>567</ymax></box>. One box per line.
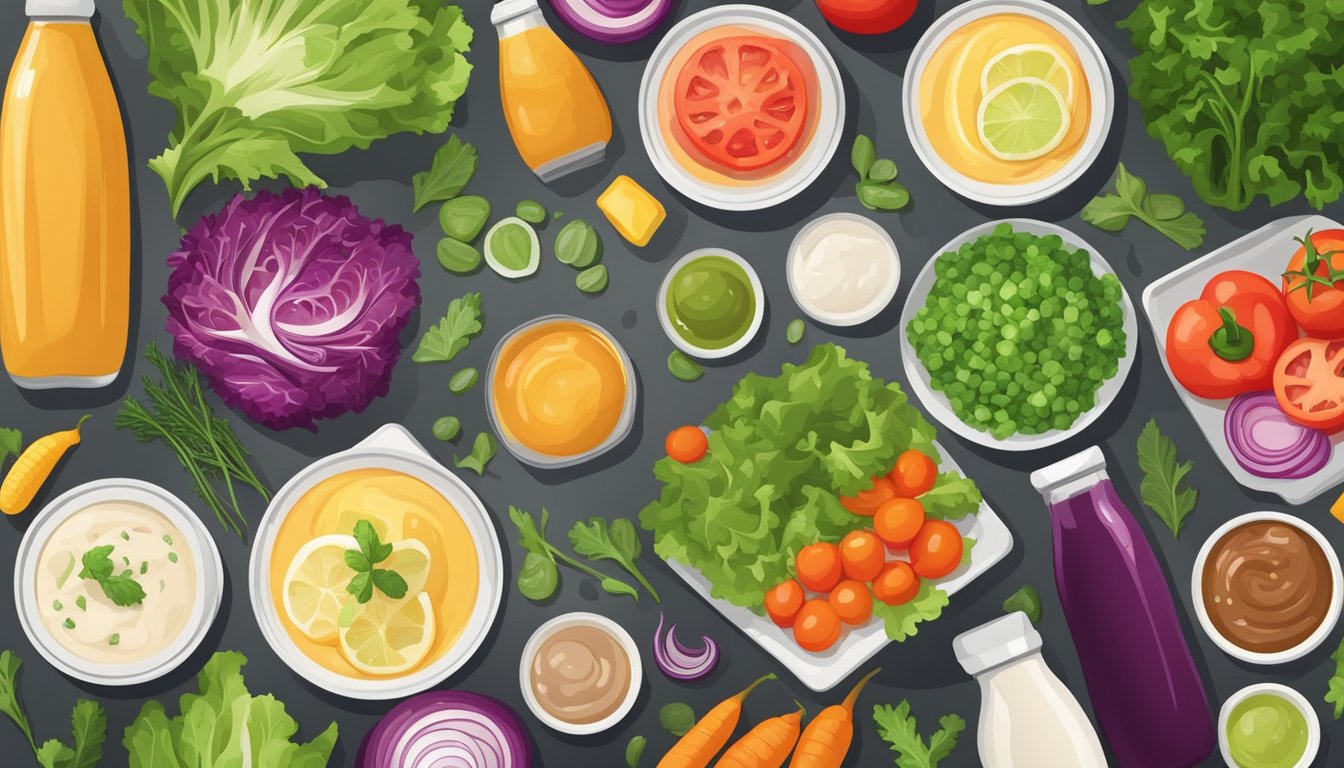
<box><xmin>815</xmin><ymin>0</ymin><xmax>919</xmax><ymax>35</ymax></box>
<box><xmin>1282</xmin><ymin>229</ymin><xmax>1344</xmax><ymax>338</ymax></box>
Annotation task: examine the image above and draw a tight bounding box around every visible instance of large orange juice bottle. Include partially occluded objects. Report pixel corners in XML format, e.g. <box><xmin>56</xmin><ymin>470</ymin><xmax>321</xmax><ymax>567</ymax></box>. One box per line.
<box><xmin>0</xmin><ymin>0</ymin><xmax>130</xmax><ymax>389</ymax></box>
<box><xmin>492</xmin><ymin>0</ymin><xmax>612</xmax><ymax>182</ymax></box>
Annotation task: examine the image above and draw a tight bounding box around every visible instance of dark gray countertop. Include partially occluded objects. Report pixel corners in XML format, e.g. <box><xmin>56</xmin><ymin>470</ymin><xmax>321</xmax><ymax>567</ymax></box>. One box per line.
<box><xmin>1</xmin><ymin>0</ymin><xmax>1341</xmax><ymax>766</ymax></box>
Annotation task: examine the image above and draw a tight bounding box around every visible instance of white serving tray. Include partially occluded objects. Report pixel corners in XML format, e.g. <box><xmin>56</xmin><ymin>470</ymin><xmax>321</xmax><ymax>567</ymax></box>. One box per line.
<box><xmin>666</xmin><ymin>442</ymin><xmax>1013</xmax><ymax>692</ymax></box>
<box><xmin>1141</xmin><ymin>214</ymin><xmax>1344</xmax><ymax>504</ymax></box>
<box><xmin>899</xmin><ymin>219</ymin><xmax>1139</xmax><ymax>452</ymax></box>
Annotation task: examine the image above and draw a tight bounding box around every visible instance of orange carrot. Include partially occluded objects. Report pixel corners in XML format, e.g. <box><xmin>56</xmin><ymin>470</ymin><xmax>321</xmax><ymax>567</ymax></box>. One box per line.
<box><xmin>715</xmin><ymin>706</ymin><xmax>805</xmax><ymax>768</ymax></box>
<box><xmin>787</xmin><ymin>667</ymin><xmax>881</xmax><ymax>768</ymax></box>
<box><xmin>658</xmin><ymin>674</ymin><xmax>777</xmax><ymax>768</ymax></box>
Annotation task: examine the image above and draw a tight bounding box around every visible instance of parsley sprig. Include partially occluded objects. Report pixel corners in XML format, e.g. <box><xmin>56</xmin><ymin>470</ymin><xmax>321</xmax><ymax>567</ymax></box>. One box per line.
<box><xmin>78</xmin><ymin>546</ymin><xmax>146</xmax><ymax>607</ymax></box>
<box><xmin>345</xmin><ymin>520</ymin><xmax>408</xmax><ymax>604</ymax></box>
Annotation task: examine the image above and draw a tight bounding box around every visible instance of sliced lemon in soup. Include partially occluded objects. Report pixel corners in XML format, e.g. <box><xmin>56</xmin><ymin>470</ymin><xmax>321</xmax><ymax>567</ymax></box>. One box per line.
<box><xmin>981</xmin><ymin>44</ymin><xmax>1073</xmax><ymax>105</ymax></box>
<box><xmin>380</xmin><ymin>538</ymin><xmax>432</xmax><ymax>597</ymax></box>
<box><xmin>339</xmin><ymin>591</ymin><xmax>435</xmax><ymax>675</ymax></box>
<box><xmin>283</xmin><ymin>534</ymin><xmax>357</xmax><ymax>643</ymax></box>
<box><xmin>976</xmin><ymin>77</ymin><xmax>1070</xmax><ymax>161</ymax></box>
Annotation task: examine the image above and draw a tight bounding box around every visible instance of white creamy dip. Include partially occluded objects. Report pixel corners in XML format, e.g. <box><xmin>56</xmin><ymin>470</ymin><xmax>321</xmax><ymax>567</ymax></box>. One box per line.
<box><xmin>35</xmin><ymin>500</ymin><xmax>196</xmax><ymax>665</ymax></box>
<box><xmin>789</xmin><ymin>214</ymin><xmax>899</xmax><ymax>325</ymax></box>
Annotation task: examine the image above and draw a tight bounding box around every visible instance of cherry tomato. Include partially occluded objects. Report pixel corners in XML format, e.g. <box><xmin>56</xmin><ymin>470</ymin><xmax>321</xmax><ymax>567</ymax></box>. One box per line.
<box><xmin>840</xmin><ymin>476</ymin><xmax>897</xmax><ymax>516</ymax></box>
<box><xmin>874</xmin><ymin>498</ymin><xmax>925</xmax><ymax>549</ymax></box>
<box><xmin>665</xmin><ymin>426</ymin><xmax>708</xmax><ymax>463</ymax></box>
<box><xmin>793</xmin><ymin>599</ymin><xmax>842</xmax><ymax>652</ymax></box>
<box><xmin>910</xmin><ymin>520</ymin><xmax>964</xmax><ymax>579</ymax></box>
<box><xmin>889</xmin><ymin>450</ymin><xmax>937</xmax><ymax>497</ymax></box>
<box><xmin>871</xmin><ymin>561</ymin><xmax>920</xmax><ymax>605</ymax></box>
<box><xmin>765</xmin><ymin>579</ymin><xmax>806</xmax><ymax>628</ymax></box>
<box><xmin>674</xmin><ymin>36</ymin><xmax>809</xmax><ymax>172</ymax></box>
<box><xmin>839</xmin><ymin>530</ymin><xmax>885</xmax><ymax>581</ymax></box>
<box><xmin>1273</xmin><ymin>337</ymin><xmax>1344</xmax><ymax>432</ymax></box>
<box><xmin>828</xmin><ymin>579</ymin><xmax>874</xmax><ymax>625</ymax></box>
<box><xmin>1282</xmin><ymin>229</ymin><xmax>1344</xmax><ymax>338</ymax></box>
<box><xmin>815</xmin><ymin>0</ymin><xmax>919</xmax><ymax>35</ymax></box>
<box><xmin>795</xmin><ymin>542</ymin><xmax>843</xmax><ymax>593</ymax></box>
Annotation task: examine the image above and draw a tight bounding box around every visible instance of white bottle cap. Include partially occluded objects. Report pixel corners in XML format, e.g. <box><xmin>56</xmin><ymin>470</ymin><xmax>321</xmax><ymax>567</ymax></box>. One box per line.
<box><xmin>953</xmin><ymin>612</ymin><xmax>1043</xmax><ymax>676</ymax></box>
<box><xmin>1029</xmin><ymin>445</ymin><xmax>1107</xmax><ymax>495</ymax></box>
<box><xmin>491</xmin><ymin>0</ymin><xmax>540</xmax><ymax>26</ymax></box>
<box><xmin>27</xmin><ymin>0</ymin><xmax>95</xmax><ymax>17</ymax></box>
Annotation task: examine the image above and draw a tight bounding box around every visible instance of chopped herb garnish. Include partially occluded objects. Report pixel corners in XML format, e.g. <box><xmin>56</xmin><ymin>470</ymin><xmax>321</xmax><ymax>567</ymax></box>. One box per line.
<box><xmin>120</xmin><ymin>531</ymin><xmax>129</xmax><ymax>541</ymax></box>
<box><xmin>162</xmin><ymin>535</ymin><xmax>173</xmax><ymax>545</ymax></box>
<box><xmin>108</xmin><ymin>634</ymin><xmax>119</xmax><ymax>646</ymax></box>
<box><xmin>52</xmin><ymin>600</ymin><xmax>62</xmax><ymax>611</ymax></box>
<box><xmin>344</xmin><ymin>520</ymin><xmax>408</xmax><ymax>604</ymax></box>
<box><xmin>139</xmin><ymin>561</ymin><xmax>148</xmax><ymax>575</ymax></box>
<box><xmin>63</xmin><ymin>619</ymin><xmax>75</xmax><ymax>630</ymax></box>
<box><xmin>167</xmin><ymin>552</ymin><xmax>178</xmax><ymax>564</ymax></box>
<box><xmin>75</xmin><ymin>596</ymin><xmax>86</xmax><ymax>611</ymax></box>
<box><xmin>78</xmin><ymin>546</ymin><xmax>147</xmax><ymax>607</ymax></box>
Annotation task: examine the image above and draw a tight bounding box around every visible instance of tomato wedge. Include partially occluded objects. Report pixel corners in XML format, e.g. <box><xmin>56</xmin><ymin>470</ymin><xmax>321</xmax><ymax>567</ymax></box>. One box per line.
<box><xmin>1273</xmin><ymin>337</ymin><xmax>1344</xmax><ymax>432</ymax></box>
<box><xmin>674</xmin><ymin>36</ymin><xmax>809</xmax><ymax>172</ymax></box>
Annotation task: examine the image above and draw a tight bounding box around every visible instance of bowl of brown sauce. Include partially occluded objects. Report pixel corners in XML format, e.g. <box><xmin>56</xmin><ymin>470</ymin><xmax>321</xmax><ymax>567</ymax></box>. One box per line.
<box><xmin>519</xmin><ymin>612</ymin><xmax>642</xmax><ymax>735</ymax></box>
<box><xmin>1193</xmin><ymin>512</ymin><xmax>1342</xmax><ymax>664</ymax></box>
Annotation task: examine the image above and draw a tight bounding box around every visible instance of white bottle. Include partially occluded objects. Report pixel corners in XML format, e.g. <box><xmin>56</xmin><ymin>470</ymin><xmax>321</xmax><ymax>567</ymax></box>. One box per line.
<box><xmin>953</xmin><ymin>612</ymin><xmax>1108</xmax><ymax>768</ymax></box>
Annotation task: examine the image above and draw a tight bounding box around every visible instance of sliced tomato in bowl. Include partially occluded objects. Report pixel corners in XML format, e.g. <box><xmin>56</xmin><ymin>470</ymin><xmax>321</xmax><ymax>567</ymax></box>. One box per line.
<box><xmin>674</xmin><ymin>36</ymin><xmax>810</xmax><ymax>172</ymax></box>
<box><xmin>1273</xmin><ymin>337</ymin><xmax>1344</xmax><ymax>432</ymax></box>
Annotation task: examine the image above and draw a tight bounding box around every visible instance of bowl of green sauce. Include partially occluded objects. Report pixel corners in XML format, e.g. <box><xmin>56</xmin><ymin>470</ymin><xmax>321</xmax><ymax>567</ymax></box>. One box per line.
<box><xmin>1218</xmin><ymin>683</ymin><xmax>1319</xmax><ymax>768</ymax></box>
<box><xmin>658</xmin><ymin>249</ymin><xmax>765</xmax><ymax>359</ymax></box>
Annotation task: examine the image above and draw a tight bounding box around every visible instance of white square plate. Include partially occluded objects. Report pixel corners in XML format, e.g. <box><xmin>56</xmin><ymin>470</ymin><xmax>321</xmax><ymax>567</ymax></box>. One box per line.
<box><xmin>1141</xmin><ymin>214</ymin><xmax>1344</xmax><ymax>504</ymax></box>
<box><xmin>666</xmin><ymin>443</ymin><xmax>1014</xmax><ymax>692</ymax></box>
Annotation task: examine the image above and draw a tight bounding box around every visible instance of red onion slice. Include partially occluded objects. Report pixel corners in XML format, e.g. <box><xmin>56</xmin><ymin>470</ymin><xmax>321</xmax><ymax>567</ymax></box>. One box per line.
<box><xmin>1225</xmin><ymin>391</ymin><xmax>1331</xmax><ymax>479</ymax></box>
<box><xmin>653</xmin><ymin>612</ymin><xmax>719</xmax><ymax>681</ymax></box>
<box><xmin>357</xmin><ymin>692</ymin><xmax>531</xmax><ymax>768</ymax></box>
<box><xmin>548</xmin><ymin>0</ymin><xmax>675</xmax><ymax>44</ymax></box>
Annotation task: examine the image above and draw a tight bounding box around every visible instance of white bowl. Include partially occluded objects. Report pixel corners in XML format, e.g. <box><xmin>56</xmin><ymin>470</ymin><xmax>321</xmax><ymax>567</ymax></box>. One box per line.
<box><xmin>15</xmin><ymin>479</ymin><xmax>223</xmax><ymax>686</ymax></box>
<box><xmin>901</xmin><ymin>0</ymin><xmax>1115</xmax><ymax>206</ymax></box>
<box><xmin>1192</xmin><ymin>511</ymin><xmax>1343</xmax><ymax>665</ymax></box>
<box><xmin>518</xmin><ymin>612</ymin><xmax>643</xmax><ymax>735</ymax></box>
<box><xmin>787</xmin><ymin>213</ymin><xmax>901</xmax><ymax>327</ymax></box>
<box><xmin>658</xmin><ymin>249</ymin><xmax>766</xmax><ymax>359</ymax></box>
<box><xmin>486</xmin><ymin>315</ymin><xmax>638</xmax><ymax>468</ymax></box>
<box><xmin>1218</xmin><ymin>683</ymin><xmax>1320</xmax><ymax>768</ymax></box>
<box><xmin>638</xmin><ymin>4</ymin><xmax>846</xmax><ymax>211</ymax></box>
<box><xmin>898</xmin><ymin>219</ymin><xmax>1137</xmax><ymax>452</ymax></box>
<box><xmin>248</xmin><ymin>424</ymin><xmax>504</xmax><ymax>699</ymax></box>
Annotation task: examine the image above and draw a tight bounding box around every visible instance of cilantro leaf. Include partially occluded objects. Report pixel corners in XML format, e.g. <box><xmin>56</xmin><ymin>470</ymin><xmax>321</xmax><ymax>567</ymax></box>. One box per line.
<box><xmin>0</xmin><ymin>651</ymin><xmax>36</xmax><ymax>752</ymax></box>
<box><xmin>1326</xmin><ymin>637</ymin><xmax>1344</xmax><ymax>719</ymax></box>
<box><xmin>77</xmin><ymin>546</ymin><xmax>116</xmax><ymax>582</ymax></box>
<box><xmin>1136</xmin><ymin>418</ymin><xmax>1197</xmax><ymax>538</ymax></box>
<box><xmin>568</xmin><ymin>517</ymin><xmax>660</xmax><ymax>602</ymax></box>
<box><xmin>413</xmin><ymin>292</ymin><xmax>483</xmax><ymax>364</ymax></box>
<box><xmin>510</xmin><ymin>506</ymin><xmax>639</xmax><ymax>602</ymax></box>
<box><xmin>0</xmin><ymin>428</ymin><xmax>21</xmax><ymax>460</ymax></box>
<box><xmin>454</xmin><ymin>432</ymin><xmax>497</xmax><ymax>475</ymax></box>
<box><xmin>1082</xmin><ymin>164</ymin><xmax>1206</xmax><ymax>250</ymax></box>
<box><xmin>873</xmin><ymin>701</ymin><xmax>966</xmax><ymax>768</ymax></box>
<box><xmin>79</xmin><ymin>547</ymin><xmax>146</xmax><ymax>607</ymax></box>
<box><xmin>68</xmin><ymin>700</ymin><xmax>107</xmax><ymax>768</ymax></box>
<box><xmin>35</xmin><ymin>739</ymin><xmax>74</xmax><ymax>768</ymax></box>
<box><xmin>412</xmin><ymin>135</ymin><xmax>479</xmax><ymax>212</ymax></box>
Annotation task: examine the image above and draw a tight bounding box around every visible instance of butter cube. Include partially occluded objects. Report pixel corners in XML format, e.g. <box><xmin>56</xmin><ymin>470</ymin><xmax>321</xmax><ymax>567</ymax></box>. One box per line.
<box><xmin>598</xmin><ymin>175</ymin><xmax>666</xmax><ymax>247</ymax></box>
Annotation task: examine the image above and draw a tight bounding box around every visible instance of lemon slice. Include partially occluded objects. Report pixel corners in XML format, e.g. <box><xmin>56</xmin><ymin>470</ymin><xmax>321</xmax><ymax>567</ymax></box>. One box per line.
<box><xmin>283</xmin><ymin>535</ymin><xmax>358</xmax><ymax>644</ymax></box>
<box><xmin>982</xmin><ymin>44</ymin><xmax>1074</xmax><ymax>105</ymax></box>
<box><xmin>380</xmin><ymin>538</ymin><xmax>432</xmax><ymax>597</ymax></box>
<box><xmin>976</xmin><ymin>78</ymin><xmax>1070</xmax><ymax>161</ymax></box>
<box><xmin>340</xmin><ymin>591</ymin><xmax>435</xmax><ymax>676</ymax></box>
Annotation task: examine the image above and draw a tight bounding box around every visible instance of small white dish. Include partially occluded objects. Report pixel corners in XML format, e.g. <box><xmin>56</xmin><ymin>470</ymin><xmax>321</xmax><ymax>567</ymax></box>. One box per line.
<box><xmin>248</xmin><ymin>424</ymin><xmax>504</xmax><ymax>700</ymax></box>
<box><xmin>15</xmin><ymin>479</ymin><xmax>223</xmax><ymax>686</ymax></box>
<box><xmin>519</xmin><ymin>612</ymin><xmax>643</xmax><ymax>735</ymax></box>
<box><xmin>486</xmin><ymin>315</ymin><xmax>638</xmax><ymax>468</ymax></box>
<box><xmin>901</xmin><ymin>0</ymin><xmax>1114</xmax><ymax>206</ymax></box>
<box><xmin>658</xmin><ymin>249</ymin><xmax>766</xmax><ymax>359</ymax></box>
<box><xmin>898</xmin><ymin>219</ymin><xmax>1137</xmax><ymax>452</ymax></box>
<box><xmin>1218</xmin><ymin>683</ymin><xmax>1320</xmax><ymax>768</ymax></box>
<box><xmin>787</xmin><ymin>213</ymin><xmax>901</xmax><ymax>327</ymax></box>
<box><xmin>638</xmin><ymin>4</ymin><xmax>845</xmax><ymax>211</ymax></box>
<box><xmin>1192</xmin><ymin>511</ymin><xmax>1342</xmax><ymax>665</ymax></box>
<box><xmin>1142</xmin><ymin>214</ymin><xmax>1344</xmax><ymax>504</ymax></box>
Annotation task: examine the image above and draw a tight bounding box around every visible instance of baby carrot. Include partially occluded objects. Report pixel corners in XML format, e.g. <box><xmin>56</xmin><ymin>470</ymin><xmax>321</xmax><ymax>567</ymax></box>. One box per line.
<box><xmin>0</xmin><ymin>415</ymin><xmax>89</xmax><ymax>516</ymax></box>
<box><xmin>715</xmin><ymin>705</ymin><xmax>805</xmax><ymax>768</ymax></box>
<box><xmin>658</xmin><ymin>673</ymin><xmax>777</xmax><ymax>768</ymax></box>
<box><xmin>787</xmin><ymin>667</ymin><xmax>881</xmax><ymax>768</ymax></box>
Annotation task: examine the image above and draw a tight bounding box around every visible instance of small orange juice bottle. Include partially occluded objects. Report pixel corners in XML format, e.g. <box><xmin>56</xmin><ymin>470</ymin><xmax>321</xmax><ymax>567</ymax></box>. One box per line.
<box><xmin>492</xmin><ymin>0</ymin><xmax>613</xmax><ymax>182</ymax></box>
<box><xmin>0</xmin><ymin>0</ymin><xmax>130</xmax><ymax>389</ymax></box>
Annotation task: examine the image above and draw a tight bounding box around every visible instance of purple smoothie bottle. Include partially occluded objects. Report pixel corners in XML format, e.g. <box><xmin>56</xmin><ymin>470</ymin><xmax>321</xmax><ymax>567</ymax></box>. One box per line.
<box><xmin>1030</xmin><ymin>447</ymin><xmax>1214</xmax><ymax>768</ymax></box>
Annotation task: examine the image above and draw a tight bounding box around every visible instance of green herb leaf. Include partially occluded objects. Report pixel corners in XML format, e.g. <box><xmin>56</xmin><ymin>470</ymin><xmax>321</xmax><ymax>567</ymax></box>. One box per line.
<box><xmin>0</xmin><ymin>428</ymin><xmax>21</xmax><ymax>460</ymax></box>
<box><xmin>436</xmin><ymin>238</ymin><xmax>483</xmax><ymax>274</ymax></box>
<box><xmin>0</xmin><ymin>651</ymin><xmax>36</xmax><ymax>753</ymax></box>
<box><xmin>347</xmin><ymin>571</ymin><xmax>373</xmax><ymax>603</ymax></box>
<box><xmin>414</xmin><ymin>292</ymin><xmax>483</xmax><ymax>364</ymax></box>
<box><xmin>371</xmin><ymin>569</ymin><xmax>408</xmax><ymax>599</ymax></box>
<box><xmin>454</xmin><ymin>432</ymin><xmax>497</xmax><ymax>475</ymax></box>
<box><xmin>555</xmin><ymin>219</ymin><xmax>602</xmax><ymax>267</ymax></box>
<box><xmin>659</xmin><ymin>703</ymin><xmax>696</xmax><ymax>737</ymax></box>
<box><xmin>68</xmin><ymin>699</ymin><xmax>107</xmax><ymax>768</ymax></box>
<box><xmin>873</xmin><ymin>701</ymin><xmax>966</xmax><ymax>768</ymax></box>
<box><xmin>432</xmin><ymin>416</ymin><xmax>461</xmax><ymax>442</ymax></box>
<box><xmin>79</xmin><ymin>546</ymin><xmax>147</xmax><ymax>607</ymax></box>
<box><xmin>439</xmin><ymin>196</ymin><xmax>491</xmax><ymax>242</ymax></box>
<box><xmin>919</xmin><ymin>474</ymin><xmax>982</xmax><ymax>520</ymax></box>
<box><xmin>1325</xmin><ymin>636</ymin><xmax>1344</xmax><ymax>719</ymax></box>
<box><xmin>448</xmin><ymin>368</ymin><xmax>479</xmax><ymax>395</ymax></box>
<box><xmin>869</xmin><ymin>158</ymin><xmax>899</xmax><ymax>182</ymax></box>
<box><xmin>858</xmin><ymin>180</ymin><xmax>911</xmax><ymax>211</ymax></box>
<box><xmin>511</xmin><ymin>507</ymin><xmax>560</xmax><ymax>601</ymax></box>
<box><xmin>1082</xmin><ymin>164</ymin><xmax>1206</xmax><ymax>250</ymax></box>
<box><xmin>568</xmin><ymin>517</ymin><xmax>660</xmax><ymax>602</ymax></box>
<box><xmin>487</xmin><ymin>220</ymin><xmax>537</xmax><ymax>273</ymax></box>
<box><xmin>851</xmin><ymin>135</ymin><xmax>876</xmax><ymax>179</ymax></box>
<box><xmin>625</xmin><ymin>734</ymin><xmax>646</xmax><ymax>768</ymax></box>
<box><xmin>1003</xmin><ymin>585</ymin><xmax>1042</xmax><ymax>624</ymax></box>
<box><xmin>35</xmin><ymin>739</ymin><xmax>74</xmax><ymax>768</ymax></box>
<box><xmin>786</xmin><ymin>319</ymin><xmax>806</xmax><ymax>345</ymax></box>
<box><xmin>667</xmin><ymin>350</ymin><xmax>703</xmax><ymax>382</ymax></box>
<box><xmin>576</xmin><ymin>265</ymin><xmax>609</xmax><ymax>294</ymax></box>
<box><xmin>1136</xmin><ymin>418</ymin><xmax>1197</xmax><ymax>538</ymax></box>
<box><xmin>345</xmin><ymin>520</ymin><xmax>404</xmax><ymax>603</ymax></box>
<box><xmin>413</xmin><ymin>135</ymin><xmax>479</xmax><ymax>212</ymax></box>
<box><xmin>515</xmin><ymin>200</ymin><xmax>547</xmax><ymax>224</ymax></box>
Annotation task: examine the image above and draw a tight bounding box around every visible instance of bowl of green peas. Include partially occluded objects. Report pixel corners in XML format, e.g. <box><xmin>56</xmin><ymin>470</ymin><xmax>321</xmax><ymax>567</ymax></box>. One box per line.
<box><xmin>899</xmin><ymin>219</ymin><xmax>1137</xmax><ymax>451</ymax></box>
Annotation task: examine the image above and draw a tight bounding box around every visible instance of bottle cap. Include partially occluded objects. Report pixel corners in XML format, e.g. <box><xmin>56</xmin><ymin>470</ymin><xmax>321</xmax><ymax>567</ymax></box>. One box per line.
<box><xmin>491</xmin><ymin>0</ymin><xmax>540</xmax><ymax>26</ymax></box>
<box><xmin>953</xmin><ymin>612</ymin><xmax>1043</xmax><ymax>676</ymax></box>
<box><xmin>27</xmin><ymin>0</ymin><xmax>95</xmax><ymax>17</ymax></box>
<box><xmin>1029</xmin><ymin>445</ymin><xmax>1107</xmax><ymax>495</ymax></box>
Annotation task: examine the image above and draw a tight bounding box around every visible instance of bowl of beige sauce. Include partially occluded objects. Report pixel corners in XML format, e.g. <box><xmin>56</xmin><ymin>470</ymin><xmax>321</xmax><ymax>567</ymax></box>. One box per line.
<box><xmin>520</xmin><ymin>612</ymin><xmax>642</xmax><ymax>735</ymax></box>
